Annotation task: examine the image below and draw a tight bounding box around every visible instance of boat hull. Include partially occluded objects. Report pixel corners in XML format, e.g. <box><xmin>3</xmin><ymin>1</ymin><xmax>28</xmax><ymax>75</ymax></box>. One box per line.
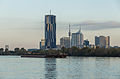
<box><xmin>21</xmin><ymin>54</ymin><xmax>67</xmax><ymax>58</ymax></box>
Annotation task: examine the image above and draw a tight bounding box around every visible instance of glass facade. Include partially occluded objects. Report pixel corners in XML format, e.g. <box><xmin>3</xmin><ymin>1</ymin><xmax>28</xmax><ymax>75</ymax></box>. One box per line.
<box><xmin>45</xmin><ymin>15</ymin><xmax>56</xmax><ymax>48</ymax></box>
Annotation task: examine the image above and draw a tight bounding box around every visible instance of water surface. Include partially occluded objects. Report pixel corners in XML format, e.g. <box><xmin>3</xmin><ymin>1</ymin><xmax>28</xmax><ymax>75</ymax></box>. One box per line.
<box><xmin>0</xmin><ymin>56</ymin><xmax>120</xmax><ymax>79</ymax></box>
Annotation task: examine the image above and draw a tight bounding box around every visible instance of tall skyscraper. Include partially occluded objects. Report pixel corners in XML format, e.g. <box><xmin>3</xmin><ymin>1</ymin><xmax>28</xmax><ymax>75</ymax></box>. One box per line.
<box><xmin>45</xmin><ymin>14</ymin><xmax>56</xmax><ymax>49</ymax></box>
<box><xmin>71</xmin><ymin>28</ymin><xmax>84</xmax><ymax>48</ymax></box>
<box><xmin>60</xmin><ymin>37</ymin><xmax>70</xmax><ymax>48</ymax></box>
<box><xmin>95</xmin><ymin>36</ymin><xmax>110</xmax><ymax>48</ymax></box>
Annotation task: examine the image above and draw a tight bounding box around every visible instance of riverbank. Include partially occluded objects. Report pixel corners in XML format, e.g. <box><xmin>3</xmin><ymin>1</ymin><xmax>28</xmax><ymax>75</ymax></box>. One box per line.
<box><xmin>0</xmin><ymin>47</ymin><xmax>120</xmax><ymax>57</ymax></box>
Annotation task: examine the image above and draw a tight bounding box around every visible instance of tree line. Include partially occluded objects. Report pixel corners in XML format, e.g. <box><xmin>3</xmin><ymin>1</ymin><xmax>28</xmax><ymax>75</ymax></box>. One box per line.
<box><xmin>0</xmin><ymin>47</ymin><xmax>120</xmax><ymax>57</ymax></box>
<box><xmin>61</xmin><ymin>46</ymin><xmax>120</xmax><ymax>57</ymax></box>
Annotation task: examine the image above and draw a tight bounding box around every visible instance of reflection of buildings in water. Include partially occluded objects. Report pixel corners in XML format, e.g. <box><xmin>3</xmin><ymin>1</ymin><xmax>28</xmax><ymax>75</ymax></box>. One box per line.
<box><xmin>45</xmin><ymin>58</ymin><xmax>57</xmax><ymax>79</ymax></box>
<box><xmin>68</xmin><ymin>57</ymin><xmax>86</xmax><ymax>79</ymax></box>
<box><xmin>95</xmin><ymin>57</ymin><xmax>110</xmax><ymax>79</ymax></box>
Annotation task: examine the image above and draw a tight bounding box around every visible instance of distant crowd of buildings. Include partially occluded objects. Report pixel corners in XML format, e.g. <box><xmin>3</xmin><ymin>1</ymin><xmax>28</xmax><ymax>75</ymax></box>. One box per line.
<box><xmin>39</xmin><ymin>13</ymin><xmax>113</xmax><ymax>50</ymax></box>
<box><xmin>59</xmin><ymin>31</ymin><xmax>110</xmax><ymax>49</ymax></box>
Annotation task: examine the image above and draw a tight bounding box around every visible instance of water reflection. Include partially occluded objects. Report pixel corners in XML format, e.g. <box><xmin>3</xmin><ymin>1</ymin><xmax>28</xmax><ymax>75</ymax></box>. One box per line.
<box><xmin>45</xmin><ymin>58</ymin><xmax>57</xmax><ymax>79</ymax></box>
<box><xmin>1</xmin><ymin>56</ymin><xmax>120</xmax><ymax>79</ymax></box>
<box><xmin>95</xmin><ymin>57</ymin><xmax>110</xmax><ymax>79</ymax></box>
<box><xmin>68</xmin><ymin>57</ymin><xmax>90</xmax><ymax>79</ymax></box>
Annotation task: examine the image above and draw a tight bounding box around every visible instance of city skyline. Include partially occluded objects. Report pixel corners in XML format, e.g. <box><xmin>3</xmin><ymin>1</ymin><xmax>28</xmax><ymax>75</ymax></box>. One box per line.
<box><xmin>0</xmin><ymin>0</ymin><xmax>120</xmax><ymax>49</ymax></box>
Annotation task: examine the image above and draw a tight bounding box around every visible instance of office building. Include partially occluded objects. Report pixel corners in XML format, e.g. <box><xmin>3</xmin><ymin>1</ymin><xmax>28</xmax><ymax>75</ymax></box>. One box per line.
<box><xmin>95</xmin><ymin>36</ymin><xmax>100</xmax><ymax>46</ymax></box>
<box><xmin>71</xmin><ymin>28</ymin><xmax>84</xmax><ymax>48</ymax></box>
<box><xmin>40</xmin><ymin>39</ymin><xmax>45</xmax><ymax>49</ymax></box>
<box><xmin>45</xmin><ymin>14</ymin><xmax>56</xmax><ymax>49</ymax></box>
<box><xmin>84</xmin><ymin>39</ymin><xmax>89</xmax><ymax>47</ymax></box>
<box><xmin>106</xmin><ymin>36</ymin><xmax>110</xmax><ymax>48</ymax></box>
<box><xmin>95</xmin><ymin>36</ymin><xmax>110</xmax><ymax>48</ymax></box>
<box><xmin>60</xmin><ymin>37</ymin><xmax>70</xmax><ymax>48</ymax></box>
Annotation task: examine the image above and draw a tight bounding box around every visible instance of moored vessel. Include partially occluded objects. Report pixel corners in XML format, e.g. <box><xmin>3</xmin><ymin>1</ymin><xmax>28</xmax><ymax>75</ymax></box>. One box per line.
<box><xmin>21</xmin><ymin>54</ymin><xmax>67</xmax><ymax>58</ymax></box>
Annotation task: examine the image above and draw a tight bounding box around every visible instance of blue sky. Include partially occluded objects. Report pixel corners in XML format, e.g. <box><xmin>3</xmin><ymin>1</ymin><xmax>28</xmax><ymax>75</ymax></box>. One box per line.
<box><xmin>0</xmin><ymin>0</ymin><xmax>120</xmax><ymax>49</ymax></box>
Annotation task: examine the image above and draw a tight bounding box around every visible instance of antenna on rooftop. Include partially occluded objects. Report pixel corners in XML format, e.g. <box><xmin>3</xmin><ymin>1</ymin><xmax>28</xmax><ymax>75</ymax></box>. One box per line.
<box><xmin>50</xmin><ymin>10</ymin><xmax>51</xmax><ymax>15</ymax></box>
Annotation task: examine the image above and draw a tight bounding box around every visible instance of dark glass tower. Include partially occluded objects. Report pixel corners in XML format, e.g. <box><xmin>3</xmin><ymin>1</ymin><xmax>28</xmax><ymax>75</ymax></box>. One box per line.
<box><xmin>95</xmin><ymin>36</ymin><xmax>100</xmax><ymax>46</ymax></box>
<box><xmin>45</xmin><ymin>15</ymin><xmax>56</xmax><ymax>48</ymax></box>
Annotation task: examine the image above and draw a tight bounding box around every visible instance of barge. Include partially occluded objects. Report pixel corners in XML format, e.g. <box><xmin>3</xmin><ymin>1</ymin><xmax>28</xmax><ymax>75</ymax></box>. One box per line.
<box><xmin>21</xmin><ymin>55</ymin><xmax>45</xmax><ymax>58</ymax></box>
<box><xmin>21</xmin><ymin>54</ymin><xmax>67</xmax><ymax>58</ymax></box>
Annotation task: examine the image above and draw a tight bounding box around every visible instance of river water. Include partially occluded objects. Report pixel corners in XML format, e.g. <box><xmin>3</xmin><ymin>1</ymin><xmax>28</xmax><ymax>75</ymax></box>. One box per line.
<box><xmin>0</xmin><ymin>56</ymin><xmax>120</xmax><ymax>79</ymax></box>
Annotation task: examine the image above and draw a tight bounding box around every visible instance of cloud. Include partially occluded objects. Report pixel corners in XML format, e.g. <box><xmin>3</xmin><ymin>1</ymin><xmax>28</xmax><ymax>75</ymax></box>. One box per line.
<box><xmin>73</xmin><ymin>21</ymin><xmax>120</xmax><ymax>30</ymax></box>
<box><xmin>1</xmin><ymin>17</ymin><xmax>120</xmax><ymax>31</ymax></box>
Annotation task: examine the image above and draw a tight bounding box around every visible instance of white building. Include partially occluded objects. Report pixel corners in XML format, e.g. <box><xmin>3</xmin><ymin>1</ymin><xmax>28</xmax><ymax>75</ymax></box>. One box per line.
<box><xmin>71</xmin><ymin>28</ymin><xmax>84</xmax><ymax>48</ymax></box>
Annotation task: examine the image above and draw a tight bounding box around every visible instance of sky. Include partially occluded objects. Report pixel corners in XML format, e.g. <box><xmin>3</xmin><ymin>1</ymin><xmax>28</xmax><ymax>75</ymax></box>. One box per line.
<box><xmin>0</xmin><ymin>0</ymin><xmax>120</xmax><ymax>50</ymax></box>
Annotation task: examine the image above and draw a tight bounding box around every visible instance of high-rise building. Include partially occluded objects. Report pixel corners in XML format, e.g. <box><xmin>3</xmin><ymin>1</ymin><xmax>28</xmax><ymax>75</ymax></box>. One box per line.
<box><xmin>60</xmin><ymin>37</ymin><xmax>70</xmax><ymax>48</ymax></box>
<box><xmin>71</xmin><ymin>28</ymin><xmax>84</xmax><ymax>48</ymax></box>
<box><xmin>45</xmin><ymin>14</ymin><xmax>56</xmax><ymax>49</ymax></box>
<box><xmin>106</xmin><ymin>36</ymin><xmax>110</xmax><ymax>48</ymax></box>
<box><xmin>95</xmin><ymin>36</ymin><xmax>100</xmax><ymax>46</ymax></box>
<box><xmin>95</xmin><ymin>36</ymin><xmax>110</xmax><ymax>48</ymax></box>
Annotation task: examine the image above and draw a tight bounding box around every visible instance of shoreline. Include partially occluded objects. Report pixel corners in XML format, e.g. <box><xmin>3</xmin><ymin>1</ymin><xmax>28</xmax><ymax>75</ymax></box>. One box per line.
<box><xmin>0</xmin><ymin>55</ymin><xmax>120</xmax><ymax>58</ymax></box>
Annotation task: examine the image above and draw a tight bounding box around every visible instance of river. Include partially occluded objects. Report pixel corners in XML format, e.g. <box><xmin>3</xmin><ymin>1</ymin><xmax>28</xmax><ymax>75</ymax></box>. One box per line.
<box><xmin>0</xmin><ymin>56</ymin><xmax>120</xmax><ymax>79</ymax></box>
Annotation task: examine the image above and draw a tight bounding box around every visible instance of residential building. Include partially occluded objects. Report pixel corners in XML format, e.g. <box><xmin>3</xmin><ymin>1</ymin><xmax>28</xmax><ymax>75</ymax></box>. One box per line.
<box><xmin>95</xmin><ymin>36</ymin><xmax>110</xmax><ymax>48</ymax></box>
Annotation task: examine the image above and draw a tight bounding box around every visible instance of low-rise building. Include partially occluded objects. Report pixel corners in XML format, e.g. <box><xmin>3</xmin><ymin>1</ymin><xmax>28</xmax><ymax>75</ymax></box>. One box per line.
<box><xmin>40</xmin><ymin>39</ymin><xmax>45</xmax><ymax>50</ymax></box>
<box><xmin>84</xmin><ymin>39</ymin><xmax>89</xmax><ymax>47</ymax></box>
